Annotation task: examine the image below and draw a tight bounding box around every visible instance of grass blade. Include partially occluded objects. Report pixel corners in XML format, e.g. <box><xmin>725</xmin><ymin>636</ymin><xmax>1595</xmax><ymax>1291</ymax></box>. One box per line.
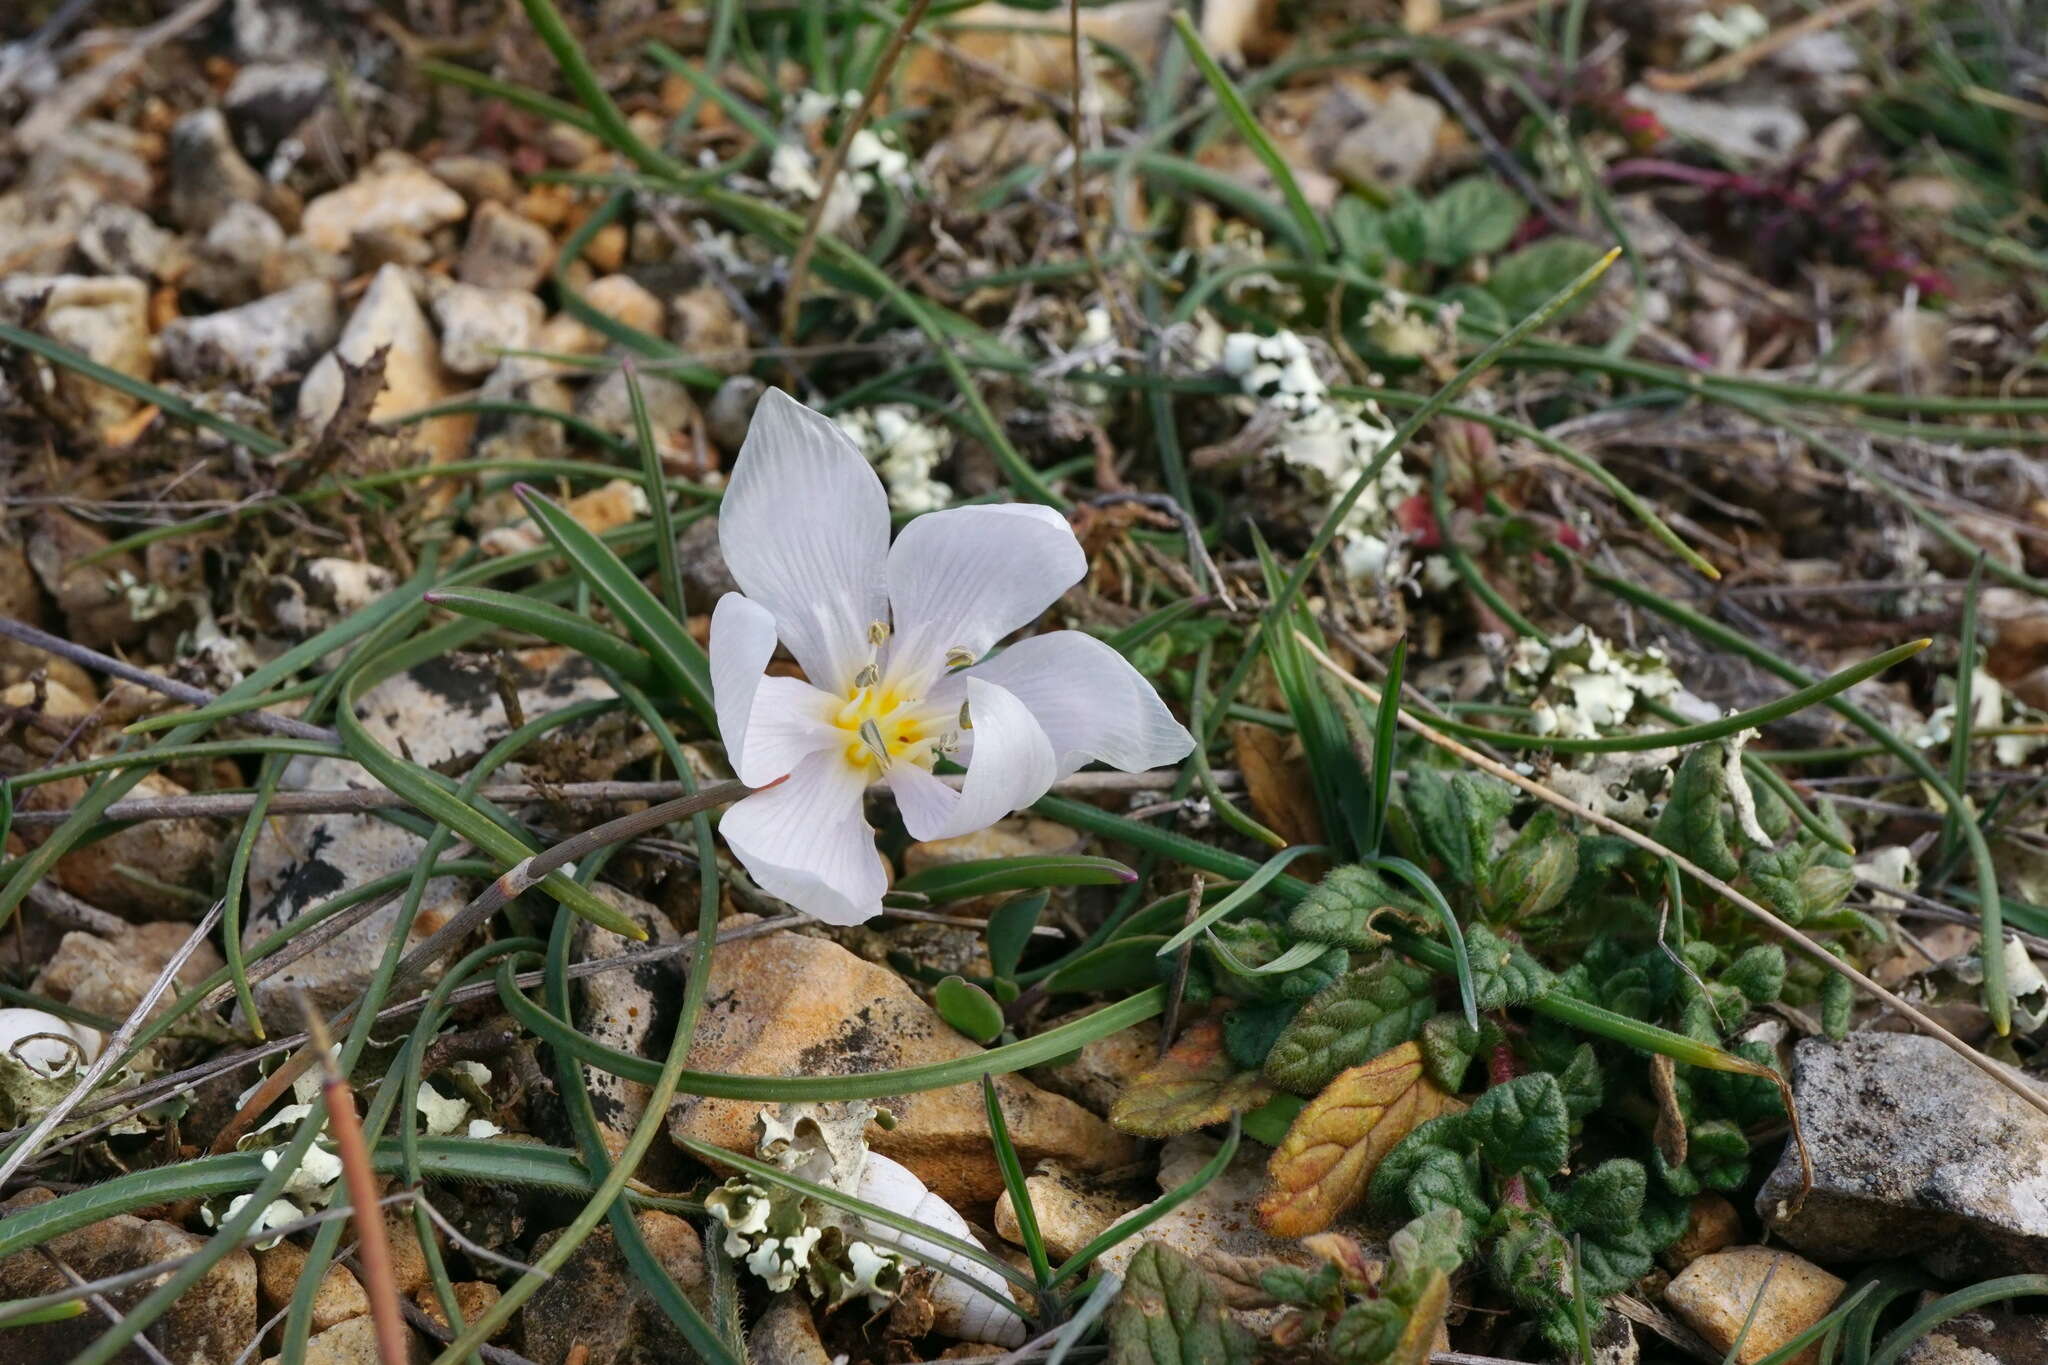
<box><xmin>423</xmin><ymin>587</ymin><xmax>660</xmax><ymax>689</ymax></box>
<box><xmin>1169</xmin><ymin>13</ymin><xmax>1329</xmax><ymax>259</ymax></box>
<box><xmin>512</xmin><ymin>484</ymin><xmax>714</xmax><ymax>723</ymax></box>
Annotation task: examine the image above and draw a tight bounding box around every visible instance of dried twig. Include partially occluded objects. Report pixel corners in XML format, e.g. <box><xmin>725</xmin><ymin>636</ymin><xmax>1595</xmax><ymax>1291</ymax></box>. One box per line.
<box><xmin>7</xmin><ymin>917</ymin><xmax>811</xmax><ymax>1166</ymax></box>
<box><xmin>1296</xmin><ymin>630</ymin><xmax>2048</xmax><ymax>1123</ymax></box>
<box><xmin>297</xmin><ymin>997</ymin><xmax>410</xmax><ymax>1365</ymax></box>
<box><xmin>0</xmin><ymin>899</ymin><xmax>223</xmax><ymax>1191</ymax></box>
<box><xmin>778</xmin><ymin>0</ymin><xmax>936</xmax><ymax>347</ymax></box>
<box><xmin>1642</xmin><ymin>0</ymin><xmax>1885</xmax><ymax>94</ymax></box>
<box><xmin>18</xmin><ymin>768</ymin><xmax>1218</xmax><ymax>826</ymax></box>
<box><xmin>0</xmin><ymin>616</ymin><xmax>336</xmax><ymax>743</ymax></box>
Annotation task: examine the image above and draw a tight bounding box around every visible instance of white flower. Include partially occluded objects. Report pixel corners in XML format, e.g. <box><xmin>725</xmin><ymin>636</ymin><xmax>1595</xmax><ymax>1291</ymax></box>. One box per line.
<box><xmin>711</xmin><ymin>390</ymin><xmax>1195</xmax><ymax>924</ymax></box>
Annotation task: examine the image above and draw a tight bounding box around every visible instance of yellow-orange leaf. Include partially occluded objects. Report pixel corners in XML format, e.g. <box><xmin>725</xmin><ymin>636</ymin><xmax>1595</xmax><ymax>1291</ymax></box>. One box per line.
<box><xmin>1257</xmin><ymin>1041</ymin><xmax>1454</xmax><ymax>1237</ymax></box>
<box><xmin>1388</xmin><ymin>1269</ymin><xmax>1451</xmax><ymax>1365</ymax></box>
<box><xmin>1110</xmin><ymin>1018</ymin><xmax>1277</xmax><ymax>1138</ymax></box>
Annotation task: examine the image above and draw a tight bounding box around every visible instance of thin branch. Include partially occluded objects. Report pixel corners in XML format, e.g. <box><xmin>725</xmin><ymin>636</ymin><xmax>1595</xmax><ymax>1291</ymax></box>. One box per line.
<box><xmin>1641</xmin><ymin>0</ymin><xmax>1885</xmax><ymax>93</ymax></box>
<box><xmin>0</xmin><ymin>898</ymin><xmax>224</xmax><ymax>1190</ymax></box>
<box><xmin>15</xmin><ymin>769</ymin><xmax>1222</xmax><ymax>826</ymax></box>
<box><xmin>1296</xmin><ymin>630</ymin><xmax>2048</xmax><ymax>1124</ymax></box>
<box><xmin>778</xmin><ymin>0</ymin><xmax>935</xmax><ymax>347</ymax></box>
<box><xmin>0</xmin><ymin>616</ymin><xmax>336</xmax><ymax>743</ymax></box>
<box><xmin>1</xmin><ymin>917</ymin><xmax>810</xmax><ymax>1165</ymax></box>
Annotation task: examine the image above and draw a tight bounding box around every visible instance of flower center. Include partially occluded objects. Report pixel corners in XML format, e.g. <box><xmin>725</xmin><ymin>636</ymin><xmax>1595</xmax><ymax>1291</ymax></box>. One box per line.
<box><xmin>832</xmin><ymin>685</ymin><xmax>950</xmax><ymax>773</ymax></box>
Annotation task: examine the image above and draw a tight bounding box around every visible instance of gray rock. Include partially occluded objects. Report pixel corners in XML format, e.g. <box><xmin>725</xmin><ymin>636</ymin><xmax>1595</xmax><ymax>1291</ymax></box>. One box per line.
<box><xmin>77</xmin><ymin>202</ymin><xmax>177</xmax><ymax>279</ymax></box>
<box><xmin>301</xmin><ymin>156</ymin><xmax>467</xmax><ymax>255</ymax></box>
<box><xmin>224</xmin><ymin>60</ymin><xmax>332</xmax><ymax>159</ymax></box>
<box><xmin>573</xmin><ymin>887</ymin><xmax>682</xmax><ymax>1169</ymax></box>
<box><xmin>704</xmin><ymin>373</ymin><xmax>764</xmax><ymax>453</ymax></box>
<box><xmin>244</xmin><ymin>649</ymin><xmax>616</xmax><ymax>1026</ymax></box>
<box><xmin>674</xmin><ymin>515</ymin><xmax>738</xmax><ymax>606</ymax></box>
<box><xmin>580</xmin><ymin>368</ymin><xmax>696</xmax><ymax>461</ymax></box>
<box><xmin>232</xmin><ymin>0</ymin><xmax>333</xmax><ymax>62</ymax></box>
<box><xmin>432</xmin><ymin>155</ymin><xmax>519</xmax><ymax>207</ymax></box>
<box><xmin>187</xmin><ymin>200</ymin><xmax>287</xmax><ymax>305</ymax></box>
<box><xmin>1628</xmin><ymin>86</ymin><xmax>1807</xmax><ymax>165</ymax></box>
<box><xmin>22</xmin><ymin>121</ymin><xmax>155</xmax><ymax>206</ymax></box>
<box><xmin>0</xmin><ymin>274</ymin><xmax>152</xmax><ymax>431</ymax></box>
<box><xmin>167</xmin><ymin>108</ymin><xmax>268</xmax><ymax>232</ymax></box>
<box><xmin>430</xmin><ymin>282</ymin><xmax>543</xmax><ymax>376</ymax></box>
<box><xmin>297</xmin><ymin>263</ymin><xmax>466</xmax><ymax>461</ymax></box>
<box><xmin>1759</xmin><ymin>1033</ymin><xmax>2048</xmax><ymax>1275</ymax></box>
<box><xmin>1897</xmin><ymin>1309</ymin><xmax>2048</xmax><ymax>1365</ymax></box>
<box><xmin>0</xmin><ymin>1189</ymin><xmax>258</xmax><ymax>1365</ymax></box>
<box><xmin>161</xmin><ymin>281</ymin><xmax>339</xmax><ymax>388</ymax></box>
<box><xmin>1330</xmin><ymin>87</ymin><xmax>1443</xmax><ymax>191</ymax></box>
<box><xmin>0</xmin><ymin>177</ymin><xmax>97</xmax><ymax>275</ymax></box>
<box><xmin>457</xmin><ymin>200</ymin><xmax>553</xmax><ymax>292</ymax></box>
<box><xmin>523</xmin><ymin>1211</ymin><xmax>708</xmax><ymax>1365</ymax></box>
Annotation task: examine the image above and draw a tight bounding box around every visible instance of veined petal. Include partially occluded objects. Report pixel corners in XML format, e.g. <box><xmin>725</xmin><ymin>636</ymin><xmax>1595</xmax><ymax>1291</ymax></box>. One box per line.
<box><xmin>720</xmin><ymin>388</ymin><xmax>891</xmax><ymax>692</ymax></box>
<box><xmin>967</xmin><ymin>630</ymin><xmax>1195</xmax><ymax>777</ymax></box>
<box><xmin>720</xmin><ymin>750</ymin><xmax>885</xmax><ymax>925</ymax></box>
<box><xmin>711</xmin><ymin>593</ymin><xmax>775</xmax><ymax>778</ymax></box>
<box><xmin>887</xmin><ymin>678</ymin><xmax>1056</xmax><ymax>842</ymax></box>
<box><xmin>883</xmin><ymin>504</ymin><xmax>1085</xmax><ymax>685</ymax></box>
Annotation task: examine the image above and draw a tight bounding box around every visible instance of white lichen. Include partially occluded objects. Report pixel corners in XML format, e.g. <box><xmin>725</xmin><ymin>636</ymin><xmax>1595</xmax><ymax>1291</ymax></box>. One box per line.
<box><xmin>1506</xmin><ymin>625</ymin><xmax>1686</xmax><ymax>740</ymax></box>
<box><xmin>837</xmin><ymin>405</ymin><xmax>953</xmax><ymax>514</ymax></box>
<box><xmin>1915</xmin><ymin>665</ymin><xmax>2044</xmax><ymax>769</ymax></box>
<box><xmin>1218</xmin><ymin>329</ymin><xmax>1413</xmax><ymax>585</ymax></box>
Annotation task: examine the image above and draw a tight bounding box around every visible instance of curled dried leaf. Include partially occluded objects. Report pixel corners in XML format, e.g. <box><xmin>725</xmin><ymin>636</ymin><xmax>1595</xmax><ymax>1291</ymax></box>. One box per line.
<box><xmin>1258</xmin><ymin>1041</ymin><xmax>1457</xmax><ymax>1238</ymax></box>
<box><xmin>1111</xmin><ymin>1018</ymin><xmax>1277</xmax><ymax>1138</ymax></box>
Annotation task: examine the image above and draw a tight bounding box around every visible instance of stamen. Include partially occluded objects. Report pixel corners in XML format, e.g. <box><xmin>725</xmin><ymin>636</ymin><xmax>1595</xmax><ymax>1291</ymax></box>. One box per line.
<box><xmin>944</xmin><ymin>646</ymin><xmax>976</xmax><ymax>669</ymax></box>
<box><xmin>867</xmin><ymin>620</ymin><xmax>891</xmax><ymax>646</ymax></box>
<box><xmin>853</xmin><ymin>663</ymin><xmax>880</xmax><ymax>690</ymax></box>
<box><xmin>957</xmin><ymin>700</ymin><xmax>973</xmax><ymax>731</ymax></box>
<box><xmin>858</xmin><ymin>718</ymin><xmax>893</xmax><ymax>770</ymax></box>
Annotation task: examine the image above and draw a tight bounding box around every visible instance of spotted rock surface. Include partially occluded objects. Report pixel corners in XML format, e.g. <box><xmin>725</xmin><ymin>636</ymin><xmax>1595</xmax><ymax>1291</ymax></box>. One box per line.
<box><xmin>666</xmin><ymin>928</ymin><xmax>1134</xmax><ymax>1205</ymax></box>
<box><xmin>243</xmin><ymin>648</ymin><xmax>614</xmax><ymax>1027</ymax></box>
<box><xmin>1758</xmin><ymin>1032</ymin><xmax>2048</xmax><ymax>1275</ymax></box>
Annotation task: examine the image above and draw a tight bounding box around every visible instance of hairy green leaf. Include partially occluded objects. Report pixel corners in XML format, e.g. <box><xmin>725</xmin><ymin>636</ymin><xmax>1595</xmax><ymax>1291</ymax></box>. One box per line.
<box><xmin>1487</xmin><ymin>809</ymin><xmax>1578</xmax><ymax>924</ymax></box>
<box><xmin>1106</xmin><ymin>1242</ymin><xmax>1257</xmax><ymax>1365</ymax></box>
<box><xmin>1464</xmin><ymin>924</ymin><xmax>1558</xmax><ymax>1011</ymax></box>
<box><xmin>1466</xmin><ymin>1073</ymin><xmax>1569</xmax><ymax>1176</ymax></box>
<box><xmin>1655</xmin><ymin>744</ymin><xmax>1739</xmax><ymax>881</ymax></box>
<box><xmin>1427</xmin><ymin>176</ymin><xmax>1527</xmax><ymax>264</ymax></box>
<box><xmin>1288</xmin><ymin>865</ymin><xmax>1427</xmax><ymax>949</ymax></box>
<box><xmin>1264</xmin><ymin>959</ymin><xmax>1437</xmax><ymax>1095</ymax></box>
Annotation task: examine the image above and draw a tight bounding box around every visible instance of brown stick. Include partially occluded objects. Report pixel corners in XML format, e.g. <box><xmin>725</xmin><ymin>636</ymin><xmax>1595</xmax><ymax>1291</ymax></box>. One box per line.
<box><xmin>1641</xmin><ymin>0</ymin><xmax>1885</xmax><ymax>94</ymax></box>
<box><xmin>209</xmin><ymin>780</ymin><xmax>763</xmax><ymax>1155</ymax></box>
<box><xmin>777</xmin><ymin>0</ymin><xmax>935</xmax><ymax>349</ymax></box>
<box><xmin>1296</xmin><ymin>629</ymin><xmax>2048</xmax><ymax>1124</ymax></box>
<box><xmin>14</xmin><ymin>768</ymin><xmax>1225</xmax><ymax>826</ymax></box>
<box><xmin>298</xmin><ymin>998</ymin><xmax>411</xmax><ymax>1365</ymax></box>
<box><xmin>0</xmin><ymin>616</ymin><xmax>336</xmax><ymax>743</ymax></box>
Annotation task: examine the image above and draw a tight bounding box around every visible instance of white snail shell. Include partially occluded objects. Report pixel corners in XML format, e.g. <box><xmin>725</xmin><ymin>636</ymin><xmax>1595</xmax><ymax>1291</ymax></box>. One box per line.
<box><xmin>0</xmin><ymin>1008</ymin><xmax>103</xmax><ymax>1080</ymax></box>
<box><xmin>854</xmin><ymin>1153</ymin><xmax>1027</xmax><ymax>1346</ymax></box>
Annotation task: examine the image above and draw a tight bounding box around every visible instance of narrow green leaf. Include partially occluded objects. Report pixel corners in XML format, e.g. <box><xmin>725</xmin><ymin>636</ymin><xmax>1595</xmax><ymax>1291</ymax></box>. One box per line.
<box><xmin>1169</xmin><ymin>14</ymin><xmax>1327</xmax><ymax>260</ymax></box>
<box><xmin>1157</xmin><ymin>846</ymin><xmax>1324</xmax><ymax>956</ymax></box>
<box><xmin>1366</xmin><ymin>638</ymin><xmax>1408</xmax><ymax>855</ymax></box>
<box><xmin>893</xmin><ymin>854</ymin><xmax>1135</xmax><ymax>902</ymax></box>
<box><xmin>987</xmin><ymin>891</ymin><xmax>1047</xmax><ymax>980</ymax></box>
<box><xmin>513</xmin><ymin>484</ymin><xmax>714</xmax><ymax>723</ymax></box>
<box><xmin>423</xmin><ymin>587</ymin><xmax>659</xmax><ymax>688</ymax></box>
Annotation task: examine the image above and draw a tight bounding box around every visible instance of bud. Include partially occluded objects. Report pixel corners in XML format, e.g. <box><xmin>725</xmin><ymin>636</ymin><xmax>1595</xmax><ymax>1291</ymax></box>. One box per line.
<box><xmin>1795</xmin><ymin>863</ymin><xmax>1856</xmax><ymax>919</ymax></box>
<box><xmin>1301</xmin><ymin>1232</ymin><xmax>1381</xmax><ymax>1291</ymax></box>
<box><xmin>1486</xmin><ymin>809</ymin><xmax>1579</xmax><ymax>923</ymax></box>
